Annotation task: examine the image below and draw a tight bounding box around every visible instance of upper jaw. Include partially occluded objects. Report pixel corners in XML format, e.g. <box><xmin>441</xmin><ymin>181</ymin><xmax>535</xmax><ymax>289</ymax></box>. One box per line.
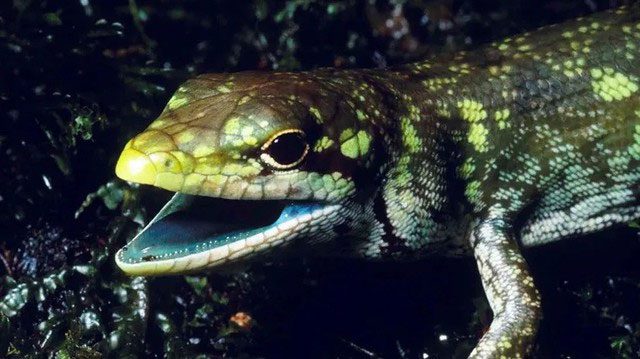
<box><xmin>115</xmin><ymin>192</ymin><xmax>341</xmax><ymax>276</ymax></box>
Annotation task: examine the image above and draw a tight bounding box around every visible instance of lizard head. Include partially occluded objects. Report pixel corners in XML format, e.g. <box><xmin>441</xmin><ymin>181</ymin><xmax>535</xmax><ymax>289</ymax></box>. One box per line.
<box><xmin>114</xmin><ymin>71</ymin><xmax>389</xmax><ymax>275</ymax></box>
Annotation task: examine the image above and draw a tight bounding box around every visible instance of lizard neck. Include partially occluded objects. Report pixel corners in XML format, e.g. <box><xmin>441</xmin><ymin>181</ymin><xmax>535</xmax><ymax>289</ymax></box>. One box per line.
<box><xmin>357</xmin><ymin>68</ymin><xmax>470</xmax><ymax>257</ymax></box>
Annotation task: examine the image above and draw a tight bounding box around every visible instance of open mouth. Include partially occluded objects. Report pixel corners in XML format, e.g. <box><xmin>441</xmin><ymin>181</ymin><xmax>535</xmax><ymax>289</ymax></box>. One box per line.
<box><xmin>115</xmin><ymin>193</ymin><xmax>339</xmax><ymax>275</ymax></box>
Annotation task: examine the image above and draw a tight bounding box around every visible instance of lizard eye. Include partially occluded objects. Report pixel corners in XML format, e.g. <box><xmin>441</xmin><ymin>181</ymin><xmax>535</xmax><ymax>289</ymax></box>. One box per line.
<box><xmin>260</xmin><ymin>129</ymin><xmax>309</xmax><ymax>170</ymax></box>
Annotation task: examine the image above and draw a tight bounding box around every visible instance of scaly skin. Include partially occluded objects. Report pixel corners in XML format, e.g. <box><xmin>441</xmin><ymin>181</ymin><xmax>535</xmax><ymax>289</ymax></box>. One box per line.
<box><xmin>114</xmin><ymin>5</ymin><xmax>640</xmax><ymax>358</ymax></box>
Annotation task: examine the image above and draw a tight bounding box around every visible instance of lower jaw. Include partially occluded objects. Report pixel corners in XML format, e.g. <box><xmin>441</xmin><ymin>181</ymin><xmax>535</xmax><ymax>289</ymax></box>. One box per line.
<box><xmin>115</xmin><ymin>193</ymin><xmax>340</xmax><ymax>276</ymax></box>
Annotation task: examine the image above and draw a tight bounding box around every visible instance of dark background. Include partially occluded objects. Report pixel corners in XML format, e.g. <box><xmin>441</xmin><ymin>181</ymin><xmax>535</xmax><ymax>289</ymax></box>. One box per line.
<box><xmin>1</xmin><ymin>0</ymin><xmax>639</xmax><ymax>357</ymax></box>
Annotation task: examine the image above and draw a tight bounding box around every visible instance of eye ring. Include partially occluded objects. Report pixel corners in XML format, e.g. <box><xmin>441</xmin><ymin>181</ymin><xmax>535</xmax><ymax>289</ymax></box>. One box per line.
<box><xmin>260</xmin><ymin>129</ymin><xmax>309</xmax><ymax>170</ymax></box>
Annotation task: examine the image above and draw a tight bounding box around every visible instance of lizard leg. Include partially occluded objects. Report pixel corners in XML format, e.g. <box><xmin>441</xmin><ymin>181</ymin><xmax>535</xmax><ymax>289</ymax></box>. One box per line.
<box><xmin>468</xmin><ymin>217</ymin><xmax>542</xmax><ymax>359</ymax></box>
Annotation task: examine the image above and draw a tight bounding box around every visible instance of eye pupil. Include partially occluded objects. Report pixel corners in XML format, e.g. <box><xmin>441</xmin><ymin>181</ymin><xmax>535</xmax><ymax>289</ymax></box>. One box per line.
<box><xmin>264</xmin><ymin>131</ymin><xmax>308</xmax><ymax>168</ymax></box>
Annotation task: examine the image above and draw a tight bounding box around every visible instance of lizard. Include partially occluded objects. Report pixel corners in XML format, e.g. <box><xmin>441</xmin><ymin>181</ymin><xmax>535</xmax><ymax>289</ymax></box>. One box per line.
<box><xmin>113</xmin><ymin>5</ymin><xmax>640</xmax><ymax>358</ymax></box>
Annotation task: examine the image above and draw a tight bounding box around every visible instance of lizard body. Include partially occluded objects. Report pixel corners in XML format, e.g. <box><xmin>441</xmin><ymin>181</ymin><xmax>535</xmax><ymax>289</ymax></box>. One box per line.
<box><xmin>114</xmin><ymin>5</ymin><xmax>640</xmax><ymax>358</ymax></box>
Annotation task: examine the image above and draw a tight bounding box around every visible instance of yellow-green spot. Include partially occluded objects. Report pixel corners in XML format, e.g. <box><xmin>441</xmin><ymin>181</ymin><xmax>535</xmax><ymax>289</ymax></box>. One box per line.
<box><xmin>459</xmin><ymin>158</ymin><xmax>476</xmax><ymax>179</ymax></box>
<box><xmin>238</xmin><ymin>96</ymin><xmax>251</xmax><ymax>105</ymax></box>
<box><xmin>232</xmin><ymin>138</ymin><xmax>245</xmax><ymax>147</ymax></box>
<box><xmin>356</xmin><ymin>131</ymin><xmax>371</xmax><ymax>154</ymax></box>
<box><xmin>217</xmin><ymin>85</ymin><xmax>232</xmax><ymax>93</ymax></box>
<box><xmin>167</xmin><ymin>95</ymin><xmax>188</xmax><ymax>110</ymax></box>
<box><xmin>241</xmin><ymin>126</ymin><xmax>254</xmax><ymax>137</ymax></box>
<box><xmin>240</xmin><ymin>126</ymin><xmax>257</xmax><ymax>145</ymax></box>
<box><xmin>590</xmin><ymin>68</ymin><xmax>603</xmax><ymax>79</ymax></box>
<box><xmin>176</xmin><ymin>131</ymin><xmax>195</xmax><ymax>144</ymax></box>
<box><xmin>356</xmin><ymin>109</ymin><xmax>367</xmax><ymax>121</ymax></box>
<box><xmin>570</xmin><ymin>41</ymin><xmax>580</xmax><ymax>51</ymax></box>
<box><xmin>222</xmin><ymin>162</ymin><xmax>259</xmax><ymax>177</ymax></box>
<box><xmin>458</xmin><ymin>99</ymin><xmax>487</xmax><ymax>122</ymax></box>
<box><xmin>193</xmin><ymin>144</ymin><xmax>215</xmax><ymax>158</ymax></box>
<box><xmin>237</xmin><ymin>163</ymin><xmax>261</xmax><ymax>177</ymax></box>
<box><xmin>393</xmin><ymin>156</ymin><xmax>412</xmax><ymax>187</ymax></box>
<box><xmin>313</xmin><ymin>136</ymin><xmax>334</xmax><ymax>152</ymax></box>
<box><xmin>340</xmin><ymin>130</ymin><xmax>372</xmax><ymax>159</ymax></box>
<box><xmin>591</xmin><ymin>69</ymin><xmax>639</xmax><ymax>102</ymax></box>
<box><xmin>309</xmin><ymin>106</ymin><xmax>323</xmax><ymax>122</ymax></box>
<box><xmin>408</xmin><ymin>104</ymin><xmax>421</xmax><ymax>118</ymax></box>
<box><xmin>436</xmin><ymin>102</ymin><xmax>452</xmax><ymax>118</ymax></box>
<box><xmin>468</xmin><ymin>123</ymin><xmax>489</xmax><ymax>152</ymax></box>
<box><xmin>339</xmin><ymin>128</ymin><xmax>354</xmax><ymax>142</ymax></box>
<box><xmin>148</xmin><ymin>119</ymin><xmax>166</xmax><ymax>129</ymax></box>
<box><xmin>401</xmin><ymin>117</ymin><xmax>421</xmax><ymax>153</ymax></box>
<box><xmin>223</xmin><ymin>117</ymin><xmax>242</xmax><ymax>134</ymax></box>
<box><xmin>494</xmin><ymin>108</ymin><xmax>511</xmax><ymax>130</ymax></box>
<box><xmin>465</xmin><ymin>180</ymin><xmax>482</xmax><ymax>206</ymax></box>
<box><xmin>494</xmin><ymin>108</ymin><xmax>510</xmax><ymax>120</ymax></box>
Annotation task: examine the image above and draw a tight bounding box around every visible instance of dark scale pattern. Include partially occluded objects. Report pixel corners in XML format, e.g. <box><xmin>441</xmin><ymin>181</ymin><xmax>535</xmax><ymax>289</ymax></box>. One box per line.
<box><xmin>368</xmin><ymin>5</ymin><xmax>640</xmax><ymax>357</ymax></box>
<box><xmin>114</xmin><ymin>4</ymin><xmax>640</xmax><ymax>358</ymax></box>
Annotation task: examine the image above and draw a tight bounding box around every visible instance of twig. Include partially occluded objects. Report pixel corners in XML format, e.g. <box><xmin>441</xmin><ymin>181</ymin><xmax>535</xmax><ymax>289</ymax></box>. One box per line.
<box><xmin>340</xmin><ymin>338</ymin><xmax>381</xmax><ymax>358</ymax></box>
<box><xmin>0</xmin><ymin>249</ymin><xmax>13</xmax><ymax>277</ymax></box>
<box><xmin>128</xmin><ymin>0</ymin><xmax>155</xmax><ymax>51</ymax></box>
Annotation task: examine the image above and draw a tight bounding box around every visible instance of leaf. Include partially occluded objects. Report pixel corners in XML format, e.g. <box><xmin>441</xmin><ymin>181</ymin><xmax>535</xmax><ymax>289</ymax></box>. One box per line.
<box><xmin>43</xmin><ymin>12</ymin><xmax>63</xmax><ymax>26</ymax></box>
<box><xmin>184</xmin><ymin>276</ymin><xmax>208</xmax><ymax>296</ymax></box>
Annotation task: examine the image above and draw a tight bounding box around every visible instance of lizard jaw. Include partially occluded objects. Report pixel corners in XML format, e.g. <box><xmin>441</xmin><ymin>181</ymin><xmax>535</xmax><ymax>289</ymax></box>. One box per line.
<box><xmin>115</xmin><ymin>193</ymin><xmax>340</xmax><ymax>276</ymax></box>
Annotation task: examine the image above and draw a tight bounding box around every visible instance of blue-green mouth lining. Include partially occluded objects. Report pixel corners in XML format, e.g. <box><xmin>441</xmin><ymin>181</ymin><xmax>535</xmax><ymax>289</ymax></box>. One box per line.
<box><xmin>118</xmin><ymin>193</ymin><xmax>326</xmax><ymax>263</ymax></box>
